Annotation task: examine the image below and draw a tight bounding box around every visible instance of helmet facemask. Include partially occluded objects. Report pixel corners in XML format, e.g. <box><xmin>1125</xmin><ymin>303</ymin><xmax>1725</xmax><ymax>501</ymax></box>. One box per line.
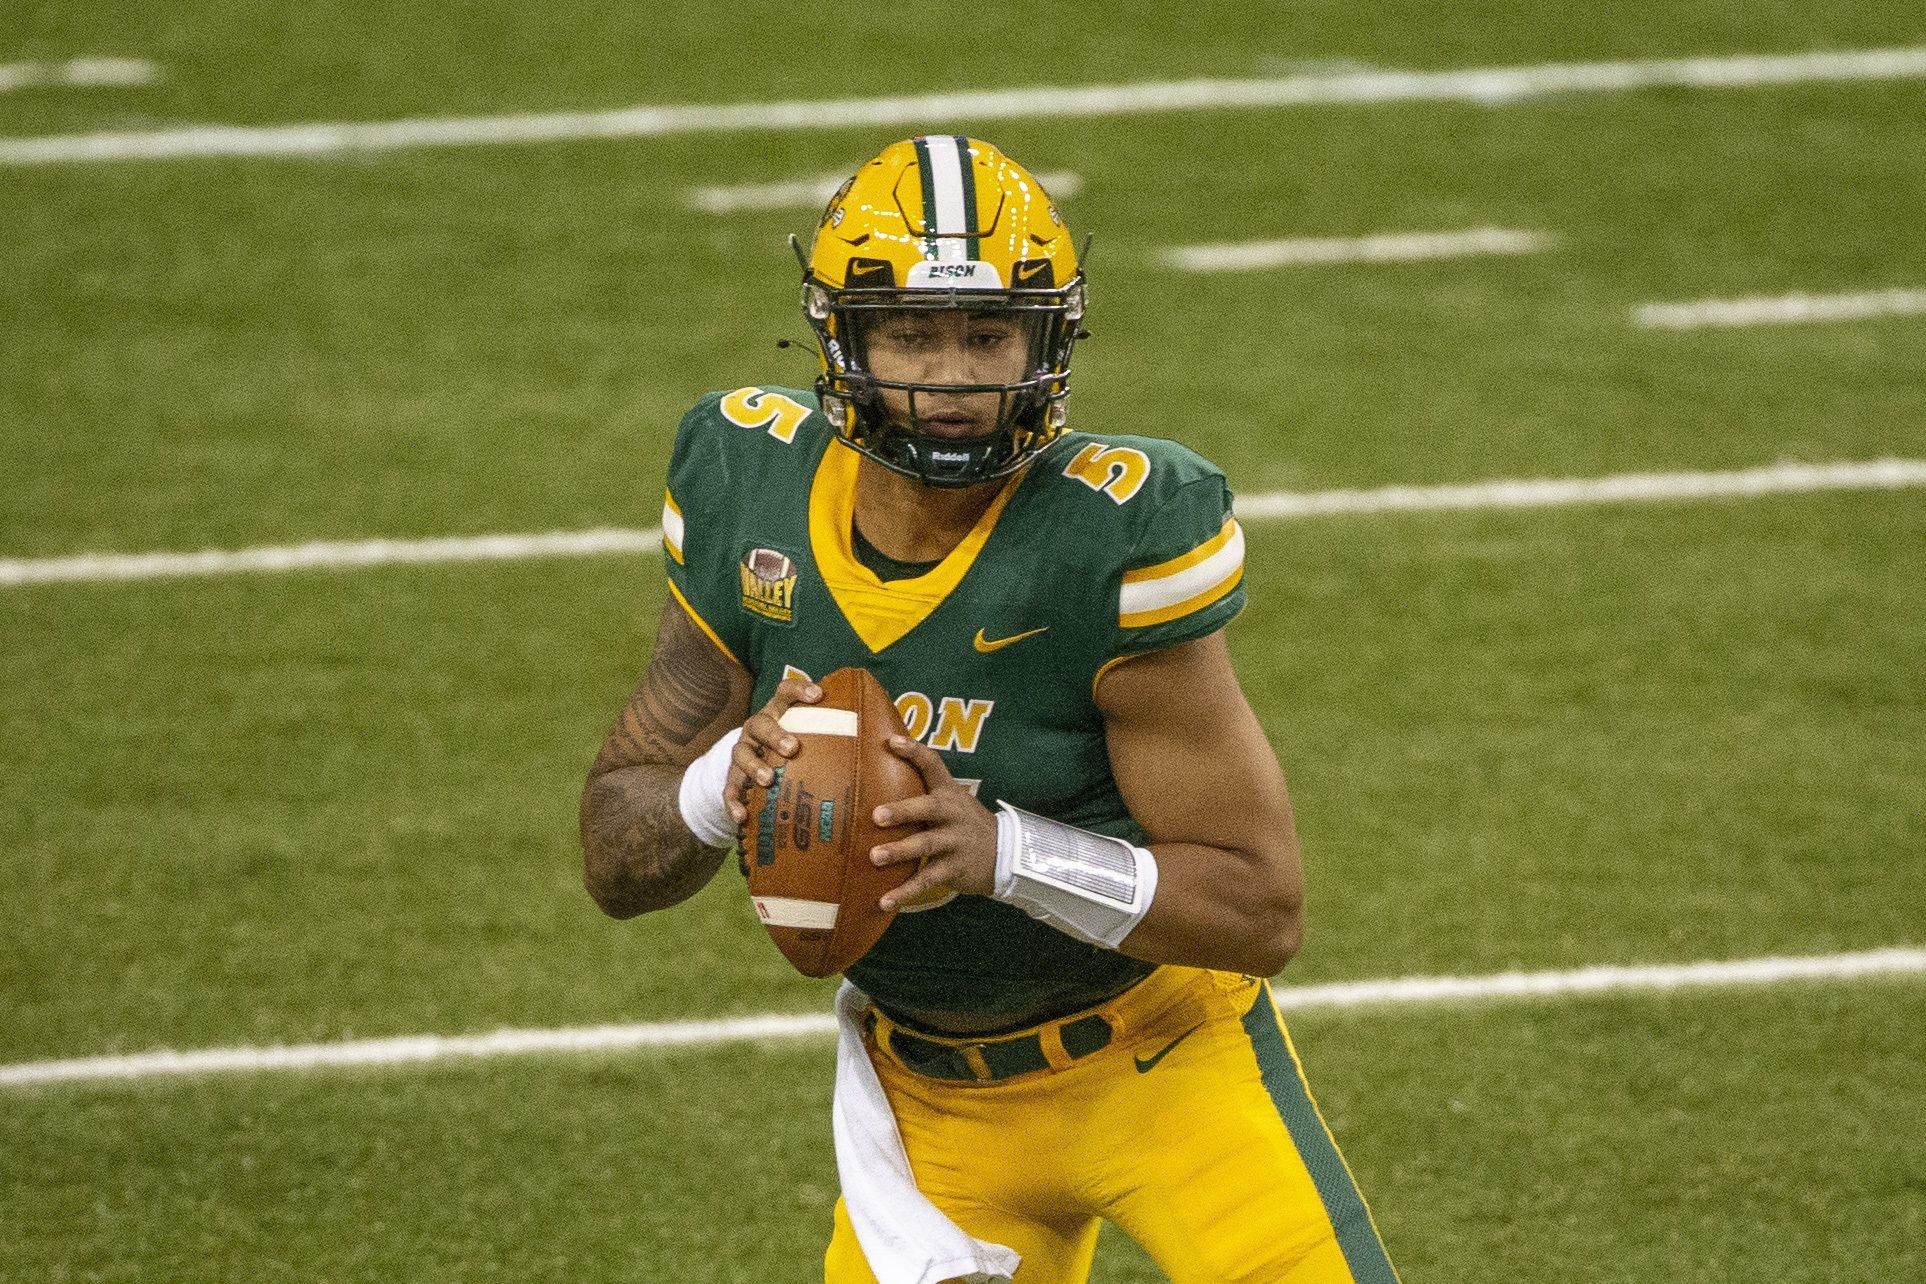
<box><xmin>804</xmin><ymin>274</ymin><xmax>1086</xmax><ymax>489</ymax></box>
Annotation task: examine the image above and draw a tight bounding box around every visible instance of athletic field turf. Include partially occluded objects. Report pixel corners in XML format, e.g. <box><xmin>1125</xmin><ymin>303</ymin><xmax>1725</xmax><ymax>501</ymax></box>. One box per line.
<box><xmin>3</xmin><ymin>2</ymin><xmax>1922</xmax><ymax>1279</ymax></box>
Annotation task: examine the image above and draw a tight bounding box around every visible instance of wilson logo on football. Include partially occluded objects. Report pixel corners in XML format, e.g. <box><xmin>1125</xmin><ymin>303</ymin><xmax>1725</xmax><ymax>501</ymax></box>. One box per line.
<box><xmin>739</xmin><ymin>547</ymin><xmax>799</xmax><ymax>624</ymax></box>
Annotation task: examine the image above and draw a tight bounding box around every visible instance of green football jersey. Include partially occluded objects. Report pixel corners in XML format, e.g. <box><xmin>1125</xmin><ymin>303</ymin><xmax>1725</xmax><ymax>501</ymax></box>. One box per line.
<box><xmin>661</xmin><ymin>385</ymin><xmax>1248</xmax><ymax>1028</ymax></box>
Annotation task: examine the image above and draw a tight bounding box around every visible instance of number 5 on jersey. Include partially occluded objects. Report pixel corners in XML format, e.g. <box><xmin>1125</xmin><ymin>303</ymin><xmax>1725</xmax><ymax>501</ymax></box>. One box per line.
<box><xmin>1063</xmin><ymin>443</ymin><xmax>1149</xmax><ymax>504</ymax></box>
<box><xmin>721</xmin><ymin>387</ymin><xmax>811</xmax><ymax>444</ymax></box>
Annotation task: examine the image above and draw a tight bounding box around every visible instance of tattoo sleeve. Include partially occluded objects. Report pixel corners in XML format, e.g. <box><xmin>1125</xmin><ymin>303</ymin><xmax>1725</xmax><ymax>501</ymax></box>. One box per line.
<box><xmin>580</xmin><ymin>595</ymin><xmax>753</xmax><ymax>918</ymax></box>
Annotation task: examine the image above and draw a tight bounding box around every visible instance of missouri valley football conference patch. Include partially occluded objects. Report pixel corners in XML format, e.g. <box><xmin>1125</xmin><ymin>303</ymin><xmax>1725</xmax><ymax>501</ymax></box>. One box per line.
<box><xmin>739</xmin><ymin>547</ymin><xmax>799</xmax><ymax>625</ymax></box>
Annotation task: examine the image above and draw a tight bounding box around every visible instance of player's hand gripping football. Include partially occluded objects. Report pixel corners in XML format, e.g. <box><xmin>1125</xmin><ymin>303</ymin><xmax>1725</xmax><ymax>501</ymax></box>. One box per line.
<box><xmin>721</xmin><ymin>676</ymin><xmax>823</xmax><ymax>826</ymax></box>
<box><xmin>869</xmin><ymin>735</ymin><xmax>999</xmax><ymax>910</ymax></box>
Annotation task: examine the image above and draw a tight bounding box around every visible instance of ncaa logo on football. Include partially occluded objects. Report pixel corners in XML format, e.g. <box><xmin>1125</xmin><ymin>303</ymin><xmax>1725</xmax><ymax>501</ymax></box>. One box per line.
<box><xmin>739</xmin><ymin>547</ymin><xmax>800</xmax><ymax>625</ymax></box>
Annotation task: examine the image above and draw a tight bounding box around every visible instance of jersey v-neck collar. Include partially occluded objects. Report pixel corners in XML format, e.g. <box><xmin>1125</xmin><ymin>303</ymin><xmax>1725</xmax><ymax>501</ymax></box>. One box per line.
<box><xmin>807</xmin><ymin>439</ymin><xmax>1028</xmax><ymax>653</ymax></box>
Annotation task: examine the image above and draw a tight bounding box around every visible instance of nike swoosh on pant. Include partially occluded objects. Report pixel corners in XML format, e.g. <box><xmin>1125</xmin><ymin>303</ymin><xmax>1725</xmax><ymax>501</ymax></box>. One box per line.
<box><xmin>1133</xmin><ymin>1023</ymin><xmax>1203</xmax><ymax>1074</ymax></box>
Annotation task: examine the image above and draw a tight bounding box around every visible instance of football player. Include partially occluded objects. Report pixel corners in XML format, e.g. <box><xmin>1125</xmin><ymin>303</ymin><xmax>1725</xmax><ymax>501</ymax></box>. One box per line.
<box><xmin>581</xmin><ymin>136</ymin><xmax>1399</xmax><ymax>1282</ymax></box>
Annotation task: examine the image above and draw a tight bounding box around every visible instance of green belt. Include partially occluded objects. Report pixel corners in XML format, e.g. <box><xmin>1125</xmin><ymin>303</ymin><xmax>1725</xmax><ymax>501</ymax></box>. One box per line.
<box><xmin>870</xmin><ymin>1011</ymin><xmax>1114</xmax><ymax>1082</ymax></box>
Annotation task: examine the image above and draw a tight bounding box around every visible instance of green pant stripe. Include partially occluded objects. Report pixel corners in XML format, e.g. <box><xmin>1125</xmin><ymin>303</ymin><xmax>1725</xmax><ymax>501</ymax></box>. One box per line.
<box><xmin>1241</xmin><ymin>985</ymin><xmax>1399</xmax><ymax>1282</ymax></box>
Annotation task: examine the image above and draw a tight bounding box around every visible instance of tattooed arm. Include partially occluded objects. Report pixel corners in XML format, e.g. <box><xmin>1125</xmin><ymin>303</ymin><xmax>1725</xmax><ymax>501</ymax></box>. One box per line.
<box><xmin>580</xmin><ymin>595</ymin><xmax>755</xmax><ymax>919</ymax></box>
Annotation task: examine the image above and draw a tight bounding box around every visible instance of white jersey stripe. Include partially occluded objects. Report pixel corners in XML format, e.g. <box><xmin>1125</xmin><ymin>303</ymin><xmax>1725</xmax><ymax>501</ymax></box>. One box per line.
<box><xmin>1118</xmin><ymin>522</ymin><xmax>1247</xmax><ymax>618</ymax></box>
<box><xmin>660</xmin><ymin>494</ymin><xmax>684</xmax><ymax>559</ymax></box>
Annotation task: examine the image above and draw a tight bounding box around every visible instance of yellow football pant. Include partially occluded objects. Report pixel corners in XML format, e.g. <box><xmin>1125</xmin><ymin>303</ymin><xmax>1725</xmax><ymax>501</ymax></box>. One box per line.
<box><xmin>823</xmin><ymin>967</ymin><xmax>1399</xmax><ymax>1283</ymax></box>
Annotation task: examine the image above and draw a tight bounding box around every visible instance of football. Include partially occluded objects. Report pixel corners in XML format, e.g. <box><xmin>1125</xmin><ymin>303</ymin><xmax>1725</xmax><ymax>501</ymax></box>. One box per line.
<box><xmin>740</xmin><ymin>666</ymin><xmax>926</xmax><ymax>977</ymax></box>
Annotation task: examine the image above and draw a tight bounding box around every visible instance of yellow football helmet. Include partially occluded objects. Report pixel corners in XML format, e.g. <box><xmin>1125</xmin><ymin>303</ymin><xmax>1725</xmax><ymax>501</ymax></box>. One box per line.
<box><xmin>796</xmin><ymin>136</ymin><xmax>1085</xmax><ymax>487</ymax></box>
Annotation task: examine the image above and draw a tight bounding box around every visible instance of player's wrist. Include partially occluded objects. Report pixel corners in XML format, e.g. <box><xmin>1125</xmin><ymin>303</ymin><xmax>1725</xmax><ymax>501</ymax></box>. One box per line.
<box><xmin>677</xmin><ymin>727</ymin><xmax>744</xmax><ymax>849</ymax></box>
<box><xmin>991</xmin><ymin>802</ymin><xmax>1158</xmax><ymax>950</ymax></box>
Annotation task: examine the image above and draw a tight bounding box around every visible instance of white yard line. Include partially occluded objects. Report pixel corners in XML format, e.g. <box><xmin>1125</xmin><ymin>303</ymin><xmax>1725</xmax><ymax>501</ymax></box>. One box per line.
<box><xmin>689</xmin><ymin>168</ymin><xmax>1082</xmax><ymax>215</ymax></box>
<box><xmin>0</xmin><ymin>57</ymin><xmax>159</xmax><ymax>94</ymax></box>
<box><xmin>1230</xmin><ymin>457</ymin><xmax>1926</xmax><ymax>519</ymax></box>
<box><xmin>4</xmin><ymin>45</ymin><xmax>1925</xmax><ymax>165</ymax></box>
<box><xmin>0</xmin><ymin>528</ymin><xmax>661</xmax><ymax>588</ymax></box>
<box><xmin>5</xmin><ymin>457</ymin><xmax>1923</xmax><ymax>590</ymax></box>
<box><xmin>4</xmin><ymin>947</ymin><xmax>1919</xmax><ymax>1088</ymax></box>
<box><xmin>1277</xmin><ymin>948</ymin><xmax>1926</xmax><ymax>1007</ymax></box>
<box><xmin>1163</xmin><ymin>228</ymin><xmax>1553</xmax><ymax>272</ymax></box>
<box><xmin>1636</xmin><ymin>287</ymin><xmax>1926</xmax><ymax>330</ymax></box>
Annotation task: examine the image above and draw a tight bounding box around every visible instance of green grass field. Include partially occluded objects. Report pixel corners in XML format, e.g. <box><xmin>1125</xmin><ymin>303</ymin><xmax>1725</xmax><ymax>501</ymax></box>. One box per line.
<box><xmin>4</xmin><ymin>2</ymin><xmax>1924</xmax><ymax>1279</ymax></box>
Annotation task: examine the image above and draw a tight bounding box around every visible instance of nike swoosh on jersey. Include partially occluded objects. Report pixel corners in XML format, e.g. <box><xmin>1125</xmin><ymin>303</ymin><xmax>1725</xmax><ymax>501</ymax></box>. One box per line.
<box><xmin>973</xmin><ymin>626</ymin><xmax>1049</xmax><ymax>653</ymax></box>
<box><xmin>1133</xmin><ymin>1023</ymin><xmax>1203</xmax><ymax>1074</ymax></box>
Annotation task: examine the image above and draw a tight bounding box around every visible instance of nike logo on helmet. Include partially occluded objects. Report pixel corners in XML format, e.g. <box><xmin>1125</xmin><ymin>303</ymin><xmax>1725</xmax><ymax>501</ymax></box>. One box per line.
<box><xmin>1134</xmin><ymin>1024</ymin><xmax>1204</xmax><ymax>1074</ymax></box>
<box><xmin>973</xmin><ymin>626</ymin><xmax>1049</xmax><ymax>653</ymax></box>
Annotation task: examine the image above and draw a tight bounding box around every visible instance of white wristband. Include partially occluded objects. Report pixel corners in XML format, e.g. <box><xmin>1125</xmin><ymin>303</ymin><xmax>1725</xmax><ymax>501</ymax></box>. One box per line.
<box><xmin>677</xmin><ymin>727</ymin><xmax>743</xmax><ymax>849</ymax></box>
<box><xmin>991</xmin><ymin>802</ymin><xmax>1158</xmax><ymax>951</ymax></box>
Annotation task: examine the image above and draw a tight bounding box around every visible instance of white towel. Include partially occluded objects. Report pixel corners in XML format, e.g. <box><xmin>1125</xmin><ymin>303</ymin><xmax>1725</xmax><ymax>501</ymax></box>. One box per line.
<box><xmin>831</xmin><ymin>981</ymin><xmax>1021</xmax><ymax>1284</ymax></box>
